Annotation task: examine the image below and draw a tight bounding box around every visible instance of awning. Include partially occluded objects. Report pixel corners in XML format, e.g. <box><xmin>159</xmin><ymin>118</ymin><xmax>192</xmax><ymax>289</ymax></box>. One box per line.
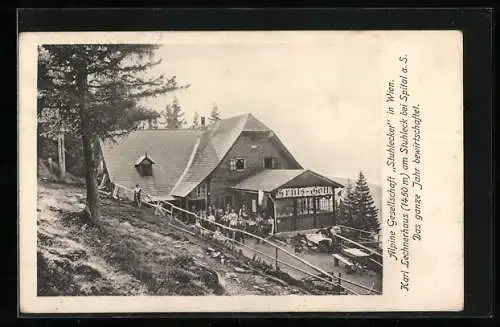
<box><xmin>231</xmin><ymin>169</ymin><xmax>344</xmax><ymax>193</ymax></box>
<box><xmin>148</xmin><ymin>194</ymin><xmax>178</xmax><ymax>202</ymax></box>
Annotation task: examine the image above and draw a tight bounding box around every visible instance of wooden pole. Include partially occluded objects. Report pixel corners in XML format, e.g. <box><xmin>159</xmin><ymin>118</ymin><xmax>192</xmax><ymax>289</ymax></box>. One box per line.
<box><xmin>275</xmin><ymin>247</ymin><xmax>279</xmax><ymax>270</ymax></box>
<box><xmin>99</xmin><ymin>173</ymin><xmax>107</xmax><ymax>189</ymax></box>
<box><xmin>57</xmin><ymin>134</ymin><xmax>61</xmax><ymax>173</ymax></box>
<box><xmin>313</xmin><ymin>197</ymin><xmax>318</xmax><ymax>228</ymax></box>
<box><xmin>332</xmin><ymin>186</ymin><xmax>336</xmax><ymax>226</ymax></box>
<box><xmin>293</xmin><ymin>198</ymin><xmax>297</xmax><ymax>231</ymax></box>
<box><xmin>269</xmin><ymin>194</ymin><xmax>277</xmax><ymax>235</ymax></box>
<box><xmin>61</xmin><ymin>131</ymin><xmax>66</xmax><ymax>178</ymax></box>
<box><xmin>112</xmin><ymin>184</ymin><xmax>118</xmax><ymax>199</ymax></box>
<box><xmin>57</xmin><ymin>131</ymin><xmax>65</xmax><ymax>179</ymax></box>
<box><xmin>206</xmin><ymin>179</ymin><xmax>210</xmax><ymax>211</ymax></box>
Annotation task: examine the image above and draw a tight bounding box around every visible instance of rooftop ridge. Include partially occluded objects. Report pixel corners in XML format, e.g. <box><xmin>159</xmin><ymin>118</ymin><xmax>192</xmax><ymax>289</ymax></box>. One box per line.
<box><xmin>170</xmin><ymin>136</ymin><xmax>201</xmax><ymax>196</ymax></box>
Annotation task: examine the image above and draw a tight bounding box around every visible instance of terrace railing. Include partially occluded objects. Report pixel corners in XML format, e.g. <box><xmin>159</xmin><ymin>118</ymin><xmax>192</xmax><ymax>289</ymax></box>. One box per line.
<box><xmin>102</xmin><ymin>183</ymin><xmax>382</xmax><ymax>295</ymax></box>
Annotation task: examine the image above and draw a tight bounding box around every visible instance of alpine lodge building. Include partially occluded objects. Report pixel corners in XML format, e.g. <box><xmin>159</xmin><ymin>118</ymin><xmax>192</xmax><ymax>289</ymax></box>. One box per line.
<box><xmin>100</xmin><ymin>113</ymin><xmax>344</xmax><ymax>233</ymax></box>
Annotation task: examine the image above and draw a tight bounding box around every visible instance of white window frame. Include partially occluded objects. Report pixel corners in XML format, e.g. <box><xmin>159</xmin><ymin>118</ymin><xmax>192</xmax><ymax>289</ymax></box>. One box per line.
<box><xmin>230</xmin><ymin>158</ymin><xmax>246</xmax><ymax>171</ymax></box>
<box><xmin>318</xmin><ymin>196</ymin><xmax>333</xmax><ymax>213</ymax></box>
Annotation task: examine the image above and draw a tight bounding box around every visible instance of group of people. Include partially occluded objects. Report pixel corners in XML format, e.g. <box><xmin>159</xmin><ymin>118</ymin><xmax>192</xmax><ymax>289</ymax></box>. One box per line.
<box><xmin>193</xmin><ymin>204</ymin><xmax>275</xmax><ymax>244</ymax></box>
<box><xmin>131</xmin><ymin>184</ymin><xmax>275</xmax><ymax>244</ymax></box>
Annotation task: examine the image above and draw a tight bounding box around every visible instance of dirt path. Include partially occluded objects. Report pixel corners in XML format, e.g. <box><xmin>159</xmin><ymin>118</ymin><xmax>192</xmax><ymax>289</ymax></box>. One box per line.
<box><xmin>37</xmin><ymin>181</ymin><xmax>306</xmax><ymax>296</ymax></box>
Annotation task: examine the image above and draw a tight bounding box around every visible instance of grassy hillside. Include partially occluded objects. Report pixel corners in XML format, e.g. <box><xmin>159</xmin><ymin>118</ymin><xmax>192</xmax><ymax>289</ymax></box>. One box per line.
<box><xmin>37</xmin><ymin>180</ymin><xmax>307</xmax><ymax>296</ymax></box>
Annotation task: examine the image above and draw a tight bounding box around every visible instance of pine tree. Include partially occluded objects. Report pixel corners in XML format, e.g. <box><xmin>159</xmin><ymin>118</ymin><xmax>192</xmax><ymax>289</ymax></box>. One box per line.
<box><xmin>164</xmin><ymin>97</ymin><xmax>186</xmax><ymax>128</ymax></box>
<box><xmin>335</xmin><ymin>196</ymin><xmax>347</xmax><ymax>224</ymax></box>
<box><xmin>37</xmin><ymin>44</ymin><xmax>188</xmax><ymax>223</ymax></box>
<box><xmin>352</xmin><ymin>171</ymin><xmax>379</xmax><ymax>233</ymax></box>
<box><xmin>337</xmin><ymin>180</ymin><xmax>358</xmax><ymax>226</ymax></box>
<box><xmin>191</xmin><ymin>111</ymin><xmax>200</xmax><ymax>129</ymax></box>
<box><xmin>209</xmin><ymin>103</ymin><xmax>221</xmax><ymax>122</ymax></box>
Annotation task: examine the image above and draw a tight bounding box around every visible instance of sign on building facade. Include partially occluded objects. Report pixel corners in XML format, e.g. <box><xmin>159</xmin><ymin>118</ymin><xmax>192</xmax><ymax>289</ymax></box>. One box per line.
<box><xmin>275</xmin><ymin>186</ymin><xmax>333</xmax><ymax>199</ymax></box>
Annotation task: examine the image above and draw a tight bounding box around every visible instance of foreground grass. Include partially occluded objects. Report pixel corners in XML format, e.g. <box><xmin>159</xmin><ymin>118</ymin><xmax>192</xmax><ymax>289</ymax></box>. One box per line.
<box><xmin>37</xmin><ymin>181</ymin><xmax>305</xmax><ymax>296</ymax></box>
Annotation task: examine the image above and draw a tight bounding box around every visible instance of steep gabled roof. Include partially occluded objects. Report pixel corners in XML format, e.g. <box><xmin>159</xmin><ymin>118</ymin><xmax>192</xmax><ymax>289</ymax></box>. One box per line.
<box><xmin>171</xmin><ymin>113</ymin><xmax>302</xmax><ymax>197</ymax></box>
<box><xmin>208</xmin><ymin>113</ymin><xmax>249</xmax><ymax>159</ymax></box>
<box><xmin>206</xmin><ymin>113</ymin><xmax>271</xmax><ymax>159</ymax></box>
<box><xmin>100</xmin><ymin>129</ymin><xmax>200</xmax><ymax>199</ymax></box>
<box><xmin>100</xmin><ymin>113</ymin><xmax>303</xmax><ymax>200</ymax></box>
<box><xmin>168</xmin><ymin>130</ymin><xmax>218</xmax><ymax>197</ymax></box>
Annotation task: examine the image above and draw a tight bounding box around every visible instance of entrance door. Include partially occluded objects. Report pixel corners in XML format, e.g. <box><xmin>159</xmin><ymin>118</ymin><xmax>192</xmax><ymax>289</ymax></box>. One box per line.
<box><xmin>296</xmin><ymin>197</ymin><xmax>316</xmax><ymax>230</ymax></box>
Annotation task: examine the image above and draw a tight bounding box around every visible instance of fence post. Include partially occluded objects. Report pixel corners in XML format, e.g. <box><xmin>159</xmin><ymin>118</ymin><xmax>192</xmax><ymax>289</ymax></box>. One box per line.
<box><xmin>99</xmin><ymin>173</ymin><xmax>107</xmax><ymax>189</ymax></box>
<box><xmin>112</xmin><ymin>185</ymin><xmax>118</xmax><ymax>199</ymax></box>
<box><xmin>275</xmin><ymin>247</ymin><xmax>279</xmax><ymax>270</ymax></box>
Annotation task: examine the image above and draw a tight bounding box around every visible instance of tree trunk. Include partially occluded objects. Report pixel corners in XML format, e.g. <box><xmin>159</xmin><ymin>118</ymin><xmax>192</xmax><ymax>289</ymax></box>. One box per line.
<box><xmin>76</xmin><ymin>62</ymin><xmax>100</xmax><ymax>223</ymax></box>
<box><xmin>81</xmin><ymin>129</ymin><xmax>100</xmax><ymax>223</ymax></box>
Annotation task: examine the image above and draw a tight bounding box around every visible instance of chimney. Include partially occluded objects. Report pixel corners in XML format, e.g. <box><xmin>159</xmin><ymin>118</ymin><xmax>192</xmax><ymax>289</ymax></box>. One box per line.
<box><xmin>201</xmin><ymin>116</ymin><xmax>206</xmax><ymax>127</ymax></box>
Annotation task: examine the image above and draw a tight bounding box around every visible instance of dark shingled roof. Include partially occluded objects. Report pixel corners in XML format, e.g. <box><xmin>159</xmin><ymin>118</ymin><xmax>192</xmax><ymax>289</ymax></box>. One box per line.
<box><xmin>171</xmin><ymin>113</ymin><xmax>301</xmax><ymax>197</ymax></box>
<box><xmin>101</xmin><ymin>113</ymin><xmax>303</xmax><ymax>199</ymax></box>
<box><xmin>100</xmin><ymin>129</ymin><xmax>199</xmax><ymax>199</ymax></box>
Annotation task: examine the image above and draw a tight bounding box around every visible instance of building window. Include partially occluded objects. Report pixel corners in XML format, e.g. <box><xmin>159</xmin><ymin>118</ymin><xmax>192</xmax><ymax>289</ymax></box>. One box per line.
<box><xmin>139</xmin><ymin>163</ymin><xmax>153</xmax><ymax>177</ymax></box>
<box><xmin>135</xmin><ymin>154</ymin><xmax>155</xmax><ymax>177</ymax></box>
<box><xmin>264</xmin><ymin>156</ymin><xmax>279</xmax><ymax>169</ymax></box>
<box><xmin>189</xmin><ymin>183</ymin><xmax>207</xmax><ymax>199</ymax></box>
<box><xmin>317</xmin><ymin>196</ymin><xmax>333</xmax><ymax>213</ymax></box>
<box><xmin>196</xmin><ymin>183</ymin><xmax>207</xmax><ymax>199</ymax></box>
<box><xmin>297</xmin><ymin>198</ymin><xmax>314</xmax><ymax>215</ymax></box>
<box><xmin>230</xmin><ymin>158</ymin><xmax>246</xmax><ymax>171</ymax></box>
<box><xmin>276</xmin><ymin>198</ymin><xmax>295</xmax><ymax>217</ymax></box>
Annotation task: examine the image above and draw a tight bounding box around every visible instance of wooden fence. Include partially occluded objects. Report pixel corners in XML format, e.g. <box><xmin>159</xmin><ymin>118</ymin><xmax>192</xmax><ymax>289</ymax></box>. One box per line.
<box><xmin>101</xmin><ymin>183</ymin><xmax>382</xmax><ymax>295</ymax></box>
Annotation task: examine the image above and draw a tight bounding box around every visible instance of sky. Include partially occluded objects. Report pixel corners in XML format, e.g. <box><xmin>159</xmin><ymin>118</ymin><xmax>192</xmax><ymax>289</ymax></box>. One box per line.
<box><xmin>138</xmin><ymin>33</ymin><xmax>386</xmax><ymax>185</ymax></box>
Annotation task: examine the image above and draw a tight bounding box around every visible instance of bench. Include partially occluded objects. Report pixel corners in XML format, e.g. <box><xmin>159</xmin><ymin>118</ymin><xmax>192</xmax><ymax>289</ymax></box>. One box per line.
<box><xmin>332</xmin><ymin>253</ymin><xmax>355</xmax><ymax>273</ymax></box>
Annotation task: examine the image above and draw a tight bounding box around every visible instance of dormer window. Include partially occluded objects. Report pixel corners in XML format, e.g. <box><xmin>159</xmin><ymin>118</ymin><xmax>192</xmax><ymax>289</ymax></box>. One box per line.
<box><xmin>264</xmin><ymin>156</ymin><xmax>279</xmax><ymax>169</ymax></box>
<box><xmin>134</xmin><ymin>153</ymin><xmax>155</xmax><ymax>177</ymax></box>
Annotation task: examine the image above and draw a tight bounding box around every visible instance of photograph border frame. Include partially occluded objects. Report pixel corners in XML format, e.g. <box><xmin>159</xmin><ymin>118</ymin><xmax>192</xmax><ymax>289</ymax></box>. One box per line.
<box><xmin>15</xmin><ymin>7</ymin><xmax>494</xmax><ymax>320</ymax></box>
